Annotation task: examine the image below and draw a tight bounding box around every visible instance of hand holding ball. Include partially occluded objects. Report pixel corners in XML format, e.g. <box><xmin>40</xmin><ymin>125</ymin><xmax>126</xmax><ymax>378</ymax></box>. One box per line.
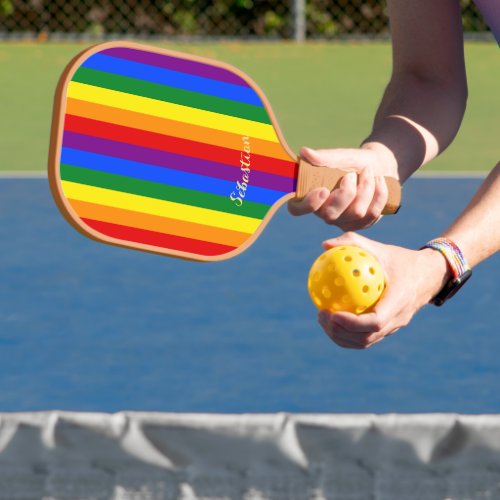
<box><xmin>308</xmin><ymin>245</ymin><xmax>385</xmax><ymax>314</ymax></box>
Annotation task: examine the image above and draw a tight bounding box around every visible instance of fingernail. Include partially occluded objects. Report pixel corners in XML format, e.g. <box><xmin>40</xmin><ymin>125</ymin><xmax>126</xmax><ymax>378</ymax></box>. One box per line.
<box><xmin>300</xmin><ymin>146</ymin><xmax>315</xmax><ymax>157</ymax></box>
<box><xmin>318</xmin><ymin>188</ymin><xmax>330</xmax><ymax>200</ymax></box>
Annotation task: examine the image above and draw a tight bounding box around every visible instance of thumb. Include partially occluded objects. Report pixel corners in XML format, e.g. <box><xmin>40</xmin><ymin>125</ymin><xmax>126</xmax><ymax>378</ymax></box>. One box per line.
<box><xmin>300</xmin><ymin>147</ymin><xmax>329</xmax><ymax>167</ymax></box>
<box><xmin>322</xmin><ymin>231</ymin><xmax>370</xmax><ymax>250</ymax></box>
<box><xmin>300</xmin><ymin>146</ymin><xmax>366</xmax><ymax>171</ymax></box>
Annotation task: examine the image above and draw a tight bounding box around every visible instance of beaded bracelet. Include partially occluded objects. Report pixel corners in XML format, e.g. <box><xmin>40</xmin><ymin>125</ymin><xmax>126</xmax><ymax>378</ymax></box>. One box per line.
<box><xmin>421</xmin><ymin>238</ymin><xmax>470</xmax><ymax>278</ymax></box>
<box><xmin>421</xmin><ymin>237</ymin><xmax>472</xmax><ymax>306</ymax></box>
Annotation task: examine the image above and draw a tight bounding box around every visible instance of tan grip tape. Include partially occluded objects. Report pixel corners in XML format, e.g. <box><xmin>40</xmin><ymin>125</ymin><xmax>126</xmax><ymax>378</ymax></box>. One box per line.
<box><xmin>295</xmin><ymin>158</ymin><xmax>401</xmax><ymax>215</ymax></box>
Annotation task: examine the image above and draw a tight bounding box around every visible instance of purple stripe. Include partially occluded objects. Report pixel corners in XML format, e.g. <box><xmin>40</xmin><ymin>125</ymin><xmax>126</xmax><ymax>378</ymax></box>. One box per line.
<box><xmin>62</xmin><ymin>132</ymin><xmax>293</xmax><ymax>193</ymax></box>
<box><xmin>101</xmin><ymin>48</ymin><xmax>251</xmax><ymax>88</ymax></box>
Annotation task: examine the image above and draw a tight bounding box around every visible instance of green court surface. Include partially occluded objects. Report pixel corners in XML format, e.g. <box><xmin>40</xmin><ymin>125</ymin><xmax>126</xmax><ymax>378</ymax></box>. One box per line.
<box><xmin>0</xmin><ymin>41</ymin><xmax>497</xmax><ymax>173</ymax></box>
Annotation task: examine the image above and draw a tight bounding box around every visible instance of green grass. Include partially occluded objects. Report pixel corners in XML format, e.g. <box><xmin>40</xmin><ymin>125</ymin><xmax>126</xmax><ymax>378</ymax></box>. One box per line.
<box><xmin>0</xmin><ymin>41</ymin><xmax>497</xmax><ymax>172</ymax></box>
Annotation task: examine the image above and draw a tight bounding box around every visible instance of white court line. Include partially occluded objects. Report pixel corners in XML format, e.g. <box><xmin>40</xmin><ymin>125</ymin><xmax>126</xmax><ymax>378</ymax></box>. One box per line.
<box><xmin>414</xmin><ymin>170</ymin><xmax>487</xmax><ymax>179</ymax></box>
<box><xmin>0</xmin><ymin>171</ymin><xmax>47</xmax><ymax>178</ymax></box>
<box><xmin>0</xmin><ymin>170</ymin><xmax>489</xmax><ymax>179</ymax></box>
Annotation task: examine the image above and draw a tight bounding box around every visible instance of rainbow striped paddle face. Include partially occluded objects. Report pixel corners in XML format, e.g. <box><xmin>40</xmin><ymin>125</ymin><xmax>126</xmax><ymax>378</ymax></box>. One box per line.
<box><xmin>49</xmin><ymin>42</ymin><xmax>301</xmax><ymax>261</ymax></box>
<box><xmin>49</xmin><ymin>42</ymin><xmax>401</xmax><ymax>261</ymax></box>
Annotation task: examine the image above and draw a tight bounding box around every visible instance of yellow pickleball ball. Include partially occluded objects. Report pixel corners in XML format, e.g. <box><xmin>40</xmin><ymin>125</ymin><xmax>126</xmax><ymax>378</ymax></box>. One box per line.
<box><xmin>308</xmin><ymin>245</ymin><xmax>385</xmax><ymax>314</ymax></box>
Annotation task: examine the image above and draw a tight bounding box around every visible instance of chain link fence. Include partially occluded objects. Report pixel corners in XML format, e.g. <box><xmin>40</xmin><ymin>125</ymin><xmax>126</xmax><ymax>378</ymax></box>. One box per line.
<box><xmin>0</xmin><ymin>0</ymin><xmax>491</xmax><ymax>40</ymax></box>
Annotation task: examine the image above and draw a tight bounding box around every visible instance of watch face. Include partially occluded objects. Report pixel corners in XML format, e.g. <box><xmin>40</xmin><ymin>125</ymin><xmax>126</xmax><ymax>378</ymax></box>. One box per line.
<box><xmin>432</xmin><ymin>269</ymin><xmax>472</xmax><ymax>306</ymax></box>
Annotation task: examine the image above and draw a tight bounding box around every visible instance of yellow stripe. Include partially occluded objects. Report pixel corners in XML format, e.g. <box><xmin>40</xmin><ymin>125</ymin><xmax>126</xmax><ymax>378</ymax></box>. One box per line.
<box><xmin>67</xmin><ymin>82</ymin><xmax>279</xmax><ymax>143</ymax></box>
<box><xmin>61</xmin><ymin>181</ymin><xmax>260</xmax><ymax>234</ymax></box>
<box><xmin>65</xmin><ymin>99</ymin><xmax>292</xmax><ymax>162</ymax></box>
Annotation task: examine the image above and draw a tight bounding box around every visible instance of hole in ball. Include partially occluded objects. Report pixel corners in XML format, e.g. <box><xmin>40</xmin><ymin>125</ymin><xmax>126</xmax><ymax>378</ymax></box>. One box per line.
<box><xmin>352</xmin><ymin>269</ymin><xmax>360</xmax><ymax>277</ymax></box>
<box><xmin>342</xmin><ymin>295</ymin><xmax>351</xmax><ymax>304</ymax></box>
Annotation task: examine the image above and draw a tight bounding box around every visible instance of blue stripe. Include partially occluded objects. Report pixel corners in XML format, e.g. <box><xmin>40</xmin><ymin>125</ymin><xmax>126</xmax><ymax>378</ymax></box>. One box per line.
<box><xmin>81</xmin><ymin>54</ymin><xmax>264</xmax><ymax>107</ymax></box>
<box><xmin>61</xmin><ymin>148</ymin><xmax>286</xmax><ymax>206</ymax></box>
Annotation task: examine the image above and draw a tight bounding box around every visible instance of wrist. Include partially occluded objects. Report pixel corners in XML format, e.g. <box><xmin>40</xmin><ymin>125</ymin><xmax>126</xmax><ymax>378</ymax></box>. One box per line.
<box><xmin>418</xmin><ymin>248</ymin><xmax>452</xmax><ymax>302</ymax></box>
<box><xmin>361</xmin><ymin>141</ymin><xmax>399</xmax><ymax>178</ymax></box>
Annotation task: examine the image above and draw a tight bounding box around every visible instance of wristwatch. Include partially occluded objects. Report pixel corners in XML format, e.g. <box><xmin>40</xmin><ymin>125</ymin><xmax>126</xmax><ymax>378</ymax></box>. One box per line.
<box><xmin>421</xmin><ymin>238</ymin><xmax>472</xmax><ymax>306</ymax></box>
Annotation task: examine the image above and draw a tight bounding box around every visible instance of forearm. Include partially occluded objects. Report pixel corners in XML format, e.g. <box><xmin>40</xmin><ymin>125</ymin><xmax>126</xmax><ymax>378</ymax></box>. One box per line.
<box><xmin>363</xmin><ymin>73</ymin><xmax>467</xmax><ymax>182</ymax></box>
<box><xmin>412</xmin><ymin>163</ymin><xmax>500</xmax><ymax>308</ymax></box>
<box><xmin>441</xmin><ymin>162</ymin><xmax>500</xmax><ymax>267</ymax></box>
<box><xmin>361</xmin><ymin>0</ymin><xmax>467</xmax><ymax>182</ymax></box>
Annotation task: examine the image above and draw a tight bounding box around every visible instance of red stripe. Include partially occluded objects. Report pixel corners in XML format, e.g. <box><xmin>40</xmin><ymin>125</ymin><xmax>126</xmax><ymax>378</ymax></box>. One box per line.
<box><xmin>82</xmin><ymin>218</ymin><xmax>237</xmax><ymax>257</ymax></box>
<box><xmin>64</xmin><ymin>115</ymin><xmax>297</xmax><ymax>179</ymax></box>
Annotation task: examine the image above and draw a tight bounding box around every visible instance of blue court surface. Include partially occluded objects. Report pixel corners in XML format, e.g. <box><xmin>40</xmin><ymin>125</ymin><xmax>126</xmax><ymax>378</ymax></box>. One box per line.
<box><xmin>0</xmin><ymin>176</ymin><xmax>498</xmax><ymax>413</ymax></box>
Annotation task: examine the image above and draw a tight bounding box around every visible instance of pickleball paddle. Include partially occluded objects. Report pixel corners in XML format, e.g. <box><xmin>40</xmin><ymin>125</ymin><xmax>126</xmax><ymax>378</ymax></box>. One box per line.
<box><xmin>49</xmin><ymin>41</ymin><xmax>401</xmax><ymax>262</ymax></box>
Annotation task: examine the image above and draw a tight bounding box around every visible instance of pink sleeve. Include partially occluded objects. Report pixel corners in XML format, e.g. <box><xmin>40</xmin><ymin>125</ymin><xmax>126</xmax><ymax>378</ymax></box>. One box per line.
<box><xmin>473</xmin><ymin>0</ymin><xmax>500</xmax><ymax>44</ymax></box>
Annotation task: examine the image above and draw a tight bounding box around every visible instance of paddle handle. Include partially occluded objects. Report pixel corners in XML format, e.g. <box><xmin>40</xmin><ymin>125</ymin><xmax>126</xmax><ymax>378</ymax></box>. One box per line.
<box><xmin>295</xmin><ymin>158</ymin><xmax>401</xmax><ymax>215</ymax></box>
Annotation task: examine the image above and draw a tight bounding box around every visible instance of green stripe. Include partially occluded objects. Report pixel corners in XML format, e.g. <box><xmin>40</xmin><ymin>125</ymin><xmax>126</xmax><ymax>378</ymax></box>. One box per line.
<box><xmin>60</xmin><ymin>164</ymin><xmax>269</xmax><ymax>220</ymax></box>
<box><xmin>72</xmin><ymin>67</ymin><xmax>271</xmax><ymax>125</ymax></box>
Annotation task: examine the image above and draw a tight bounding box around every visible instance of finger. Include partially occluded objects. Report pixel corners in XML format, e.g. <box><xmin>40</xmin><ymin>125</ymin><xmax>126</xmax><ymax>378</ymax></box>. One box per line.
<box><xmin>316</xmin><ymin>172</ymin><xmax>358</xmax><ymax>224</ymax></box>
<box><xmin>329</xmin><ymin>167</ymin><xmax>379</xmax><ymax>231</ymax></box>
<box><xmin>343</xmin><ymin>165</ymin><xmax>376</xmax><ymax>220</ymax></box>
<box><xmin>365</xmin><ymin>176</ymin><xmax>389</xmax><ymax>220</ymax></box>
<box><xmin>330</xmin><ymin>311</ymin><xmax>385</xmax><ymax>335</ymax></box>
<box><xmin>332</xmin><ymin>337</ymin><xmax>365</xmax><ymax>349</ymax></box>
<box><xmin>330</xmin><ymin>316</ymin><xmax>392</xmax><ymax>349</ymax></box>
<box><xmin>323</xmin><ymin>327</ymin><xmax>366</xmax><ymax>349</ymax></box>
<box><xmin>338</xmin><ymin>214</ymin><xmax>383</xmax><ymax>232</ymax></box>
<box><xmin>331</xmin><ymin>326</ymin><xmax>372</xmax><ymax>349</ymax></box>
<box><xmin>288</xmin><ymin>187</ymin><xmax>330</xmax><ymax>216</ymax></box>
<box><xmin>319</xmin><ymin>309</ymin><xmax>394</xmax><ymax>349</ymax></box>
<box><xmin>319</xmin><ymin>311</ymin><xmax>373</xmax><ymax>349</ymax></box>
<box><xmin>332</xmin><ymin>299</ymin><xmax>401</xmax><ymax>340</ymax></box>
<box><xmin>363</xmin><ymin>335</ymin><xmax>386</xmax><ymax>348</ymax></box>
<box><xmin>343</xmin><ymin>176</ymin><xmax>389</xmax><ymax>230</ymax></box>
<box><xmin>322</xmin><ymin>231</ymin><xmax>371</xmax><ymax>251</ymax></box>
<box><xmin>320</xmin><ymin>174</ymin><xmax>390</xmax><ymax>231</ymax></box>
<box><xmin>329</xmin><ymin>327</ymin><xmax>382</xmax><ymax>349</ymax></box>
<box><xmin>360</xmin><ymin>328</ymin><xmax>400</xmax><ymax>348</ymax></box>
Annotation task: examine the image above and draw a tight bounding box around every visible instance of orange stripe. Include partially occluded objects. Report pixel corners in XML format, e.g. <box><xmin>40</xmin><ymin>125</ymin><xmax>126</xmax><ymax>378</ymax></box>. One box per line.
<box><xmin>68</xmin><ymin>199</ymin><xmax>251</xmax><ymax>248</ymax></box>
<box><xmin>66</xmin><ymin>98</ymin><xmax>293</xmax><ymax>162</ymax></box>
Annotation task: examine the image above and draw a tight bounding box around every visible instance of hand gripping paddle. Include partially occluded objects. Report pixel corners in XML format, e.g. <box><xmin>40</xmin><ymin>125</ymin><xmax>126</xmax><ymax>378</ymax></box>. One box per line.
<box><xmin>49</xmin><ymin>42</ymin><xmax>401</xmax><ymax>262</ymax></box>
